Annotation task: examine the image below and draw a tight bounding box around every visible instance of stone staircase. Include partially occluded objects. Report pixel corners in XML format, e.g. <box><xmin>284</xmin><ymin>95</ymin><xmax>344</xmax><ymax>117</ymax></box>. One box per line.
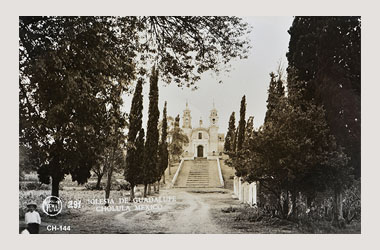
<box><xmin>186</xmin><ymin>159</ymin><xmax>210</xmax><ymax>187</ymax></box>
<box><xmin>173</xmin><ymin>158</ymin><xmax>222</xmax><ymax>188</ymax></box>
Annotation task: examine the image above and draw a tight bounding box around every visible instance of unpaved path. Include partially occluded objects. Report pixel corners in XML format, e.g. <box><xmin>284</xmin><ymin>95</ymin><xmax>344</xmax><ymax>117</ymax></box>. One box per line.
<box><xmin>114</xmin><ymin>188</ymin><xmax>233</xmax><ymax>233</ymax></box>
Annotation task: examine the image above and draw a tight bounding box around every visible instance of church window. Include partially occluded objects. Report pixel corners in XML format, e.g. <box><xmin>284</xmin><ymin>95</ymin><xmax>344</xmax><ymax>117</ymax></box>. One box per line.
<box><xmin>198</xmin><ymin>132</ymin><xmax>202</xmax><ymax>139</ymax></box>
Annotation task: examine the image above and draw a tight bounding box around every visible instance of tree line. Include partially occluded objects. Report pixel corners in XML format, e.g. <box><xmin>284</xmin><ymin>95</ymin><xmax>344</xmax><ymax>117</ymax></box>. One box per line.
<box><xmin>224</xmin><ymin>16</ymin><xmax>360</xmax><ymax>227</ymax></box>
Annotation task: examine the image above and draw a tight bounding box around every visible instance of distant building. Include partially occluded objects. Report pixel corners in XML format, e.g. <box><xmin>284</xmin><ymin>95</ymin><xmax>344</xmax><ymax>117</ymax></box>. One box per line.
<box><xmin>181</xmin><ymin>102</ymin><xmax>224</xmax><ymax>159</ymax></box>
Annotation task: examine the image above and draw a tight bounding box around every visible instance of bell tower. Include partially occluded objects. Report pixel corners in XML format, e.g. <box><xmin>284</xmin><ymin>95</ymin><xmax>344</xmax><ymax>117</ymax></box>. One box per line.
<box><xmin>182</xmin><ymin>101</ymin><xmax>192</xmax><ymax>129</ymax></box>
<box><xmin>182</xmin><ymin>101</ymin><xmax>192</xmax><ymax>158</ymax></box>
<box><xmin>209</xmin><ymin>101</ymin><xmax>219</xmax><ymax>157</ymax></box>
<box><xmin>209</xmin><ymin>101</ymin><xmax>219</xmax><ymax>127</ymax></box>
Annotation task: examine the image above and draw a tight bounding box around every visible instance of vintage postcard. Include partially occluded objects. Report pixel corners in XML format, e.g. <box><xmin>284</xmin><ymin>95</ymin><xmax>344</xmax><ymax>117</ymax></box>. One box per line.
<box><xmin>18</xmin><ymin>16</ymin><xmax>361</xmax><ymax>234</ymax></box>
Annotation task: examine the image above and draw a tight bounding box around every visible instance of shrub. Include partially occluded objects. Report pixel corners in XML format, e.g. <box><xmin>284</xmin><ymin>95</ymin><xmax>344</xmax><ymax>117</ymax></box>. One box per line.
<box><xmin>19</xmin><ymin>182</ymin><xmax>50</xmax><ymax>191</ymax></box>
<box><xmin>84</xmin><ymin>180</ymin><xmax>130</xmax><ymax>191</ymax></box>
<box><xmin>85</xmin><ymin>182</ymin><xmax>104</xmax><ymax>190</ymax></box>
<box><xmin>234</xmin><ymin>205</ymin><xmax>264</xmax><ymax>222</ymax></box>
<box><xmin>343</xmin><ymin>180</ymin><xmax>361</xmax><ymax>224</ymax></box>
<box><xmin>117</xmin><ymin>182</ymin><xmax>131</xmax><ymax>191</ymax></box>
<box><xmin>221</xmin><ymin>206</ymin><xmax>237</xmax><ymax>213</ymax></box>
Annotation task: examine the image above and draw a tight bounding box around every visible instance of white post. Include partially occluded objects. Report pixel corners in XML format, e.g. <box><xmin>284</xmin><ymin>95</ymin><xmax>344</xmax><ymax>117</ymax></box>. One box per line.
<box><xmin>252</xmin><ymin>182</ymin><xmax>257</xmax><ymax>205</ymax></box>
<box><xmin>233</xmin><ymin>176</ymin><xmax>238</xmax><ymax>196</ymax></box>
<box><xmin>248</xmin><ymin>183</ymin><xmax>253</xmax><ymax>205</ymax></box>
<box><xmin>216</xmin><ymin>158</ymin><xmax>224</xmax><ymax>187</ymax></box>
<box><xmin>243</xmin><ymin>182</ymin><xmax>248</xmax><ymax>203</ymax></box>
<box><xmin>238</xmin><ymin>177</ymin><xmax>243</xmax><ymax>201</ymax></box>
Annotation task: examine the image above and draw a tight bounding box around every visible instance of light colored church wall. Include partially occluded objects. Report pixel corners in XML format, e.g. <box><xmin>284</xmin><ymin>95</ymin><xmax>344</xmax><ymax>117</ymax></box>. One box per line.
<box><xmin>208</xmin><ymin>130</ymin><xmax>219</xmax><ymax>156</ymax></box>
<box><xmin>217</xmin><ymin>142</ymin><xmax>224</xmax><ymax>155</ymax></box>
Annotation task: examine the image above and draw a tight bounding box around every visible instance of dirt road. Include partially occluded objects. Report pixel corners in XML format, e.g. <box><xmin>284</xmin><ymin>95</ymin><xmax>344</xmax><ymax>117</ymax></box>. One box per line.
<box><xmin>113</xmin><ymin>188</ymin><xmax>237</xmax><ymax>233</ymax></box>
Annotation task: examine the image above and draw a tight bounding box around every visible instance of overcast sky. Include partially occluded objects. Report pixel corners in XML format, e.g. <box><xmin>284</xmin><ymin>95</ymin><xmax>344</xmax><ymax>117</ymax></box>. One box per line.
<box><xmin>122</xmin><ymin>16</ymin><xmax>294</xmax><ymax>134</ymax></box>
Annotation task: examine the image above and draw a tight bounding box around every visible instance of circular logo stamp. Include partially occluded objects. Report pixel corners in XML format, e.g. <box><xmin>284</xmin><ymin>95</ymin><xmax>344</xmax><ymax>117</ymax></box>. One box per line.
<box><xmin>42</xmin><ymin>196</ymin><xmax>63</xmax><ymax>216</ymax></box>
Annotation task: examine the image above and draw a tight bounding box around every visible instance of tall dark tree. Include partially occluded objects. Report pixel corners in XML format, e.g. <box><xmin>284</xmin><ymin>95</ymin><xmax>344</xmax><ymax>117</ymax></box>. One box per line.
<box><xmin>157</xmin><ymin>102</ymin><xmax>169</xmax><ymax>186</ymax></box>
<box><xmin>127</xmin><ymin>79</ymin><xmax>144</xmax><ymax>146</ymax></box>
<box><xmin>264</xmin><ymin>72</ymin><xmax>286</xmax><ymax>124</ymax></box>
<box><xmin>224</xmin><ymin>112</ymin><xmax>236</xmax><ymax>153</ymax></box>
<box><xmin>226</xmin><ymin>96</ymin><xmax>248</xmax><ymax>177</ymax></box>
<box><xmin>129</xmin><ymin>128</ymin><xmax>145</xmax><ymax>199</ymax></box>
<box><xmin>264</xmin><ymin>73</ymin><xmax>278</xmax><ymax>124</ymax></box>
<box><xmin>286</xmin><ymin>16</ymin><xmax>361</xmax><ymax>178</ymax></box>
<box><xmin>232</xmin><ymin>127</ymin><xmax>239</xmax><ymax>153</ymax></box>
<box><xmin>124</xmin><ymin>78</ymin><xmax>144</xmax><ymax>200</ymax></box>
<box><xmin>235</xmin><ymin>116</ymin><xmax>256</xmax><ymax>178</ymax></box>
<box><xmin>243</xmin><ymin>116</ymin><xmax>255</xmax><ymax>149</ymax></box>
<box><xmin>276</xmin><ymin>77</ymin><xmax>285</xmax><ymax>97</ymax></box>
<box><xmin>236</xmin><ymin>95</ymin><xmax>246</xmax><ymax>151</ymax></box>
<box><xmin>286</xmin><ymin>17</ymin><xmax>360</xmax><ymax>224</ymax></box>
<box><xmin>143</xmin><ymin>68</ymin><xmax>160</xmax><ymax>197</ymax></box>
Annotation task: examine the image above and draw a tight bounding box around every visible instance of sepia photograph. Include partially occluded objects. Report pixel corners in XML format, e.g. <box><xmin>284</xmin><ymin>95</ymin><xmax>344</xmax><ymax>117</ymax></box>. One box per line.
<box><xmin>18</xmin><ymin>15</ymin><xmax>361</xmax><ymax>235</ymax></box>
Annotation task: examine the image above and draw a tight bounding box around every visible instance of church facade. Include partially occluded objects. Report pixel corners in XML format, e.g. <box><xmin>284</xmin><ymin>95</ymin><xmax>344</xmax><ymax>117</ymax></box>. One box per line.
<box><xmin>181</xmin><ymin>102</ymin><xmax>225</xmax><ymax>160</ymax></box>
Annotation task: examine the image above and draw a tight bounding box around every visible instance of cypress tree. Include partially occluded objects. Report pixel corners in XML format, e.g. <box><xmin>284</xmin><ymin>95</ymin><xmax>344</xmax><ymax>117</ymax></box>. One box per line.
<box><xmin>157</xmin><ymin>101</ymin><xmax>169</xmax><ymax>185</ymax></box>
<box><xmin>124</xmin><ymin>78</ymin><xmax>144</xmax><ymax>201</ymax></box>
<box><xmin>229</xmin><ymin>96</ymin><xmax>247</xmax><ymax>177</ymax></box>
<box><xmin>143</xmin><ymin>67</ymin><xmax>160</xmax><ymax>197</ymax></box>
<box><xmin>265</xmin><ymin>72</ymin><xmax>285</xmax><ymax>124</ymax></box>
<box><xmin>264</xmin><ymin>73</ymin><xmax>278</xmax><ymax>124</ymax></box>
<box><xmin>133</xmin><ymin>128</ymin><xmax>145</xmax><ymax>198</ymax></box>
<box><xmin>287</xmin><ymin>17</ymin><xmax>361</xmax><ymax>178</ymax></box>
<box><xmin>224</xmin><ymin>112</ymin><xmax>236</xmax><ymax>153</ymax></box>
<box><xmin>236</xmin><ymin>95</ymin><xmax>246</xmax><ymax>151</ymax></box>
<box><xmin>276</xmin><ymin>78</ymin><xmax>285</xmax><ymax>97</ymax></box>
<box><xmin>232</xmin><ymin>127</ymin><xmax>238</xmax><ymax>153</ymax></box>
<box><xmin>127</xmin><ymin>78</ymin><xmax>144</xmax><ymax>145</ymax></box>
<box><xmin>243</xmin><ymin>116</ymin><xmax>255</xmax><ymax>149</ymax></box>
<box><xmin>286</xmin><ymin>17</ymin><xmax>360</xmax><ymax>223</ymax></box>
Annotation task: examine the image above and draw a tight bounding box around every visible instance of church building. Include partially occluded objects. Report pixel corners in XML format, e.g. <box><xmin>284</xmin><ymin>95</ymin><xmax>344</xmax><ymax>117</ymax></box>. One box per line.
<box><xmin>181</xmin><ymin>102</ymin><xmax>225</xmax><ymax>160</ymax></box>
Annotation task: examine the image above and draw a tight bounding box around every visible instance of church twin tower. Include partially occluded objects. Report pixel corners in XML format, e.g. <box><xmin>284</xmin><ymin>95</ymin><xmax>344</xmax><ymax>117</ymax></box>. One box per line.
<box><xmin>181</xmin><ymin>102</ymin><xmax>225</xmax><ymax>159</ymax></box>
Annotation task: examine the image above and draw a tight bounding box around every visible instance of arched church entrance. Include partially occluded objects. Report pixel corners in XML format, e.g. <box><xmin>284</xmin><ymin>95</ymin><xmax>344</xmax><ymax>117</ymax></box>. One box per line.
<box><xmin>197</xmin><ymin>145</ymin><xmax>204</xmax><ymax>158</ymax></box>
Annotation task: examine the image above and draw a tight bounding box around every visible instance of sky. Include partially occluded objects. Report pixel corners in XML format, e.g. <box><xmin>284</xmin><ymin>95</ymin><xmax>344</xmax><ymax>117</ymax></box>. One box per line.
<box><xmin>122</xmin><ymin>16</ymin><xmax>294</xmax><ymax>134</ymax></box>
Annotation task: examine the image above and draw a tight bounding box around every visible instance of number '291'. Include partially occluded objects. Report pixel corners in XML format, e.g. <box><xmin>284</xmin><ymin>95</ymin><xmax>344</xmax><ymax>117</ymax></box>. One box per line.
<box><xmin>67</xmin><ymin>200</ymin><xmax>81</xmax><ymax>209</ymax></box>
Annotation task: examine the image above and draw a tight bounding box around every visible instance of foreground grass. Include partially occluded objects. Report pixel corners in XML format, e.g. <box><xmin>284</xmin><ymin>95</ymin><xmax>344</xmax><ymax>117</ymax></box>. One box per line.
<box><xmin>212</xmin><ymin>205</ymin><xmax>360</xmax><ymax>234</ymax></box>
